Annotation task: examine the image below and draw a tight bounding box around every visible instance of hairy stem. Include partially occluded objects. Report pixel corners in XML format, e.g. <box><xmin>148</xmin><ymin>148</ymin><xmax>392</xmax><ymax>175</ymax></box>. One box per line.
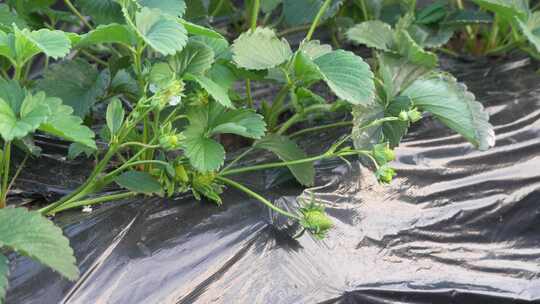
<box><xmin>245</xmin><ymin>79</ymin><xmax>254</xmax><ymax>108</ymax></box>
<box><xmin>6</xmin><ymin>153</ymin><xmax>28</xmax><ymax>195</ymax></box>
<box><xmin>250</xmin><ymin>0</ymin><xmax>260</xmax><ymax>31</ymax></box>
<box><xmin>39</xmin><ymin>145</ymin><xmax>120</xmax><ymax>214</ymax></box>
<box><xmin>216</xmin><ymin>176</ymin><xmax>301</xmax><ymax>220</ymax></box>
<box><xmin>220</xmin><ymin>149</ymin><xmax>369</xmax><ymax>176</ymax></box>
<box><xmin>290</xmin><ymin>121</ymin><xmax>353</xmax><ymax>138</ymax></box>
<box><xmin>277</xmin><ymin>104</ymin><xmax>333</xmax><ymax>135</ymax></box>
<box><xmin>64</xmin><ymin>0</ymin><xmax>94</xmax><ymax>30</ymax></box>
<box><xmin>48</xmin><ymin>192</ymin><xmax>138</xmax><ymax>214</ymax></box>
<box><xmin>221</xmin><ymin>147</ymin><xmax>255</xmax><ymax>172</ymax></box>
<box><xmin>0</xmin><ymin>141</ymin><xmax>11</xmax><ymax>208</ymax></box>
<box><xmin>305</xmin><ymin>0</ymin><xmax>332</xmax><ymax>41</ymax></box>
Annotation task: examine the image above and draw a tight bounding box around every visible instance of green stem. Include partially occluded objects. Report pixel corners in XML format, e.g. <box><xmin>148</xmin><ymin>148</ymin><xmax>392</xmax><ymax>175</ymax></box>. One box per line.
<box><xmin>39</xmin><ymin>145</ymin><xmax>120</xmax><ymax>214</ymax></box>
<box><xmin>40</xmin><ymin>102</ymin><xmax>156</xmax><ymax>215</ymax></box>
<box><xmin>114</xmin><ymin>160</ymin><xmax>169</xmax><ymax>170</ymax></box>
<box><xmin>80</xmin><ymin>50</ymin><xmax>108</xmax><ymax>66</ymax></box>
<box><xmin>267</xmin><ymin>84</ymin><xmax>291</xmax><ymax>131</ymax></box>
<box><xmin>120</xmin><ymin>142</ymin><xmax>160</xmax><ymax>149</ymax></box>
<box><xmin>0</xmin><ymin>141</ymin><xmax>11</xmax><ymax>208</ymax></box>
<box><xmin>245</xmin><ymin>0</ymin><xmax>261</xmax><ymax>109</ymax></box>
<box><xmin>6</xmin><ymin>153</ymin><xmax>28</xmax><ymax>195</ymax></box>
<box><xmin>101</xmin><ymin>145</ymin><xmax>154</xmax><ymax>183</ymax></box>
<box><xmin>306</xmin><ymin>0</ymin><xmax>332</xmax><ymax>41</ymax></box>
<box><xmin>216</xmin><ymin>176</ymin><xmax>301</xmax><ymax>220</ymax></box>
<box><xmin>485</xmin><ymin>40</ymin><xmax>524</xmax><ymax>55</ymax></box>
<box><xmin>222</xmin><ymin>147</ymin><xmax>255</xmax><ymax>172</ymax></box>
<box><xmin>64</xmin><ymin>0</ymin><xmax>94</xmax><ymax>30</ymax></box>
<box><xmin>13</xmin><ymin>65</ymin><xmax>22</xmax><ymax>81</ymax></box>
<box><xmin>357</xmin><ymin>0</ymin><xmax>369</xmax><ymax>21</ymax></box>
<box><xmin>49</xmin><ymin>192</ymin><xmax>138</xmax><ymax>214</ymax></box>
<box><xmin>289</xmin><ymin>121</ymin><xmax>353</xmax><ymax>138</ymax></box>
<box><xmin>250</xmin><ymin>0</ymin><xmax>260</xmax><ymax>30</ymax></box>
<box><xmin>437</xmin><ymin>47</ymin><xmax>459</xmax><ymax>57</ymax></box>
<box><xmin>277</xmin><ymin>104</ymin><xmax>332</xmax><ymax>135</ymax></box>
<box><xmin>487</xmin><ymin>15</ymin><xmax>500</xmax><ymax>50</ymax></box>
<box><xmin>210</xmin><ymin>0</ymin><xmax>225</xmax><ymax>17</ymax></box>
<box><xmin>221</xmin><ymin>150</ymin><xmax>368</xmax><ymax>176</ymax></box>
<box><xmin>278</xmin><ymin>25</ymin><xmax>311</xmax><ymax>37</ymax></box>
<box><xmin>245</xmin><ymin>79</ymin><xmax>254</xmax><ymax>108</ymax></box>
<box><xmin>277</xmin><ymin>113</ymin><xmax>302</xmax><ymax>135</ymax></box>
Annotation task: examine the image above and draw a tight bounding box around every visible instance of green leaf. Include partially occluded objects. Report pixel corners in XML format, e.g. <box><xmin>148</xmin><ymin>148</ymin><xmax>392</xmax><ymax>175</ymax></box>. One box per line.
<box><xmin>35</xmin><ymin>59</ymin><xmax>109</xmax><ymax>117</ymax></box>
<box><xmin>186</xmin><ymin>102</ymin><xmax>266</xmax><ymax>139</ymax></box>
<box><xmin>396</xmin><ymin>30</ymin><xmax>438</xmax><ymax>68</ymax></box>
<box><xmin>115</xmin><ymin>171</ymin><xmax>162</xmax><ymax>194</ymax></box>
<box><xmin>352</xmin><ymin>103</ymin><xmax>384</xmax><ymax>149</ymax></box>
<box><xmin>183</xmin><ymin>134</ymin><xmax>225</xmax><ymax>172</ymax></box>
<box><xmin>402</xmin><ymin>73</ymin><xmax>495</xmax><ymax>150</ymax></box>
<box><xmin>149</xmin><ymin>62</ymin><xmax>174</xmax><ymax>88</ymax></box>
<box><xmin>0</xmin><ymin>26</ymin><xmax>70</xmax><ymax>65</ymax></box>
<box><xmin>314</xmin><ymin>50</ymin><xmax>375</xmax><ymax>105</ymax></box>
<box><xmin>138</xmin><ymin>0</ymin><xmax>186</xmax><ymax>16</ymax></box>
<box><xmin>39</xmin><ymin>96</ymin><xmax>97</xmax><ymax>149</ymax></box>
<box><xmin>0</xmin><ymin>253</ymin><xmax>7</xmax><ymax>302</ymax></box>
<box><xmin>254</xmin><ymin>134</ymin><xmax>315</xmax><ymax>186</ymax></box>
<box><xmin>169</xmin><ymin>39</ymin><xmax>215</xmax><ymax>76</ymax></box>
<box><xmin>0</xmin><ymin>78</ymin><xmax>25</xmax><ymax>113</ymax></box>
<box><xmin>135</xmin><ymin>7</ymin><xmax>188</xmax><ymax>55</ymax></box>
<box><xmin>407</xmin><ymin>25</ymin><xmax>454</xmax><ymax>48</ymax></box>
<box><xmin>191</xmin><ymin>36</ymin><xmax>230</xmax><ymax>60</ymax></box>
<box><xmin>185</xmin><ymin>73</ymin><xmax>233</xmax><ymax>108</ymax></box>
<box><xmin>0</xmin><ymin>93</ymin><xmax>50</xmax><ymax>141</ymax></box>
<box><xmin>14</xmin><ymin>26</ymin><xmax>71</xmax><ymax>63</ymax></box>
<box><xmin>183</xmin><ymin>102</ymin><xmax>267</xmax><ymax>172</ymax></box>
<box><xmin>378</xmin><ymin>53</ymin><xmax>431</xmax><ymax>99</ymax></box>
<box><xmin>68</xmin><ymin>142</ymin><xmax>96</xmax><ymax>160</ymax></box>
<box><xmin>106</xmin><ymin>98</ymin><xmax>125</xmax><ymax>136</ymax></box>
<box><xmin>232</xmin><ymin>27</ymin><xmax>292</xmax><ymax>70</ymax></box>
<box><xmin>346</xmin><ymin>20</ymin><xmax>395</xmax><ymax>52</ymax></box>
<box><xmin>516</xmin><ymin>12</ymin><xmax>540</xmax><ymax>53</ymax></box>
<box><xmin>293</xmin><ymin>51</ymin><xmax>323</xmax><ymax>84</ymax></box>
<box><xmin>299</xmin><ymin>40</ymin><xmax>332</xmax><ymax>60</ymax></box>
<box><xmin>471</xmin><ymin>0</ymin><xmax>528</xmax><ymax>23</ymax></box>
<box><xmin>75</xmin><ymin>0</ymin><xmax>123</xmax><ymax>24</ymax></box>
<box><xmin>0</xmin><ymin>208</ymin><xmax>79</xmax><ymax>281</ymax></box>
<box><xmin>76</xmin><ymin>23</ymin><xmax>136</xmax><ymax>48</ymax></box>
<box><xmin>0</xmin><ymin>4</ymin><xmax>27</xmax><ymax>32</ymax></box>
<box><xmin>179</xmin><ymin>19</ymin><xmax>225</xmax><ymax>40</ymax></box>
<box><xmin>207</xmin><ymin>63</ymin><xmax>237</xmax><ymax>90</ymax></box>
<box><xmin>210</xmin><ymin>111</ymin><xmax>266</xmax><ymax>139</ymax></box>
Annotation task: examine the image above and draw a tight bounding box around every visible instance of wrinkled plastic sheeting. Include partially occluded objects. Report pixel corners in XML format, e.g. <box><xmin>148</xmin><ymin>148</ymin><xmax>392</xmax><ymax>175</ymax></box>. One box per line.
<box><xmin>7</xmin><ymin>57</ymin><xmax>540</xmax><ymax>304</ymax></box>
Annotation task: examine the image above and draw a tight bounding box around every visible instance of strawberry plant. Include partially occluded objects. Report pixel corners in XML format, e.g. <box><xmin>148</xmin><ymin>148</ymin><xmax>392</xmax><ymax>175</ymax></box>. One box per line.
<box><xmin>470</xmin><ymin>0</ymin><xmax>540</xmax><ymax>57</ymax></box>
<box><xmin>0</xmin><ymin>1</ymin><xmax>500</xmax><ymax>299</ymax></box>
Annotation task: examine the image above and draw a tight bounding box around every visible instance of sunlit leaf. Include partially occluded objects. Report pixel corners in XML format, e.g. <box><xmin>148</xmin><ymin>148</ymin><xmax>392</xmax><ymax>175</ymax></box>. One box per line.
<box><xmin>0</xmin><ymin>208</ymin><xmax>79</xmax><ymax>281</ymax></box>
<box><xmin>232</xmin><ymin>27</ymin><xmax>292</xmax><ymax>70</ymax></box>
<box><xmin>314</xmin><ymin>50</ymin><xmax>374</xmax><ymax>105</ymax></box>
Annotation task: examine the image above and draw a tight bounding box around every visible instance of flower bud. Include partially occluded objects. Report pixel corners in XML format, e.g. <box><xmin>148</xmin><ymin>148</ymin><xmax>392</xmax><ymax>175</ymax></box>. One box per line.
<box><xmin>300</xmin><ymin>203</ymin><xmax>333</xmax><ymax>239</ymax></box>
<box><xmin>376</xmin><ymin>165</ymin><xmax>396</xmax><ymax>184</ymax></box>
<box><xmin>407</xmin><ymin>108</ymin><xmax>422</xmax><ymax>123</ymax></box>
<box><xmin>399</xmin><ymin>111</ymin><xmax>409</xmax><ymax>121</ymax></box>
<box><xmin>175</xmin><ymin>164</ymin><xmax>189</xmax><ymax>183</ymax></box>
<box><xmin>372</xmin><ymin>143</ymin><xmax>395</xmax><ymax>165</ymax></box>
<box><xmin>159</xmin><ymin>134</ymin><xmax>184</xmax><ymax>150</ymax></box>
